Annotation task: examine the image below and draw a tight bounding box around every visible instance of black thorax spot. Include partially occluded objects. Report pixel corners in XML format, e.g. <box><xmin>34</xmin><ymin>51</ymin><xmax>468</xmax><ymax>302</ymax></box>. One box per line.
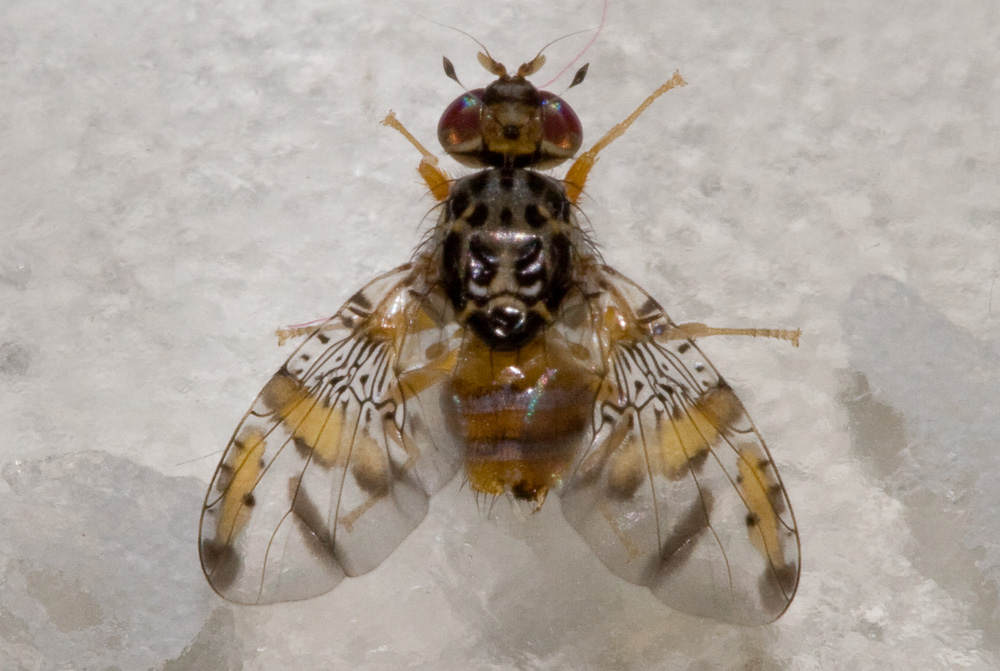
<box><xmin>499</xmin><ymin>207</ymin><xmax>513</xmax><ymax>227</ymax></box>
<box><xmin>441</xmin><ymin>231</ymin><xmax>466</xmax><ymax>310</ymax></box>
<box><xmin>467</xmin><ymin>171</ymin><xmax>490</xmax><ymax>195</ymax></box>
<box><xmin>514</xmin><ymin>238</ymin><xmax>544</xmax><ymax>287</ymax></box>
<box><xmin>544</xmin><ymin>232</ymin><xmax>573</xmax><ymax>310</ymax></box>
<box><xmin>467</xmin><ymin>238</ymin><xmax>498</xmax><ymax>287</ymax></box>
<box><xmin>523</xmin><ymin>203</ymin><xmax>547</xmax><ymax>229</ymax></box>
<box><xmin>449</xmin><ymin>192</ymin><xmax>470</xmax><ymax>220</ymax></box>
<box><xmin>465</xmin><ymin>203</ymin><xmax>489</xmax><ymax>228</ymax></box>
<box><xmin>524</xmin><ymin>170</ymin><xmax>548</xmax><ymax>195</ymax></box>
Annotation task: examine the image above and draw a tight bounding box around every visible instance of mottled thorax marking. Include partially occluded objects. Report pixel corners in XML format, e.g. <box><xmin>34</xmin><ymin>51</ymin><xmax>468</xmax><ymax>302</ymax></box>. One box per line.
<box><xmin>437</xmin><ymin>168</ymin><xmax>578</xmax><ymax>351</ymax></box>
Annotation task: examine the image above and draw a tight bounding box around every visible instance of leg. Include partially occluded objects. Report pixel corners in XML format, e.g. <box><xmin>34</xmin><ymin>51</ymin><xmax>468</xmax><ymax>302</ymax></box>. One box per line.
<box><xmin>381</xmin><ymin>112</ymin><xmax>451</xmax><ymax>201</ymax></box>
<box><xmin>665</xmin><ymin>322</ymin><xmax>801</xmax><ymax>348</ymax></box>
<box><xmin>564</xmin><ymin>71</ymin><xmax>686</xmax><ymax>203</ymax></box>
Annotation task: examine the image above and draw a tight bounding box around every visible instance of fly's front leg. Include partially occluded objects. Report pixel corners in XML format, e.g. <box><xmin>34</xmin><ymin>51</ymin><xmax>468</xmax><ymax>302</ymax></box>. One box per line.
<box><xmin>564</xmin><ymin>71</ymin><xmax>687</xmax><ymax>204</ymax></box>
<box><xmin>382</xmin><ymin>112</ymin><xmax>451</xmax><ymax>201</ymax></box>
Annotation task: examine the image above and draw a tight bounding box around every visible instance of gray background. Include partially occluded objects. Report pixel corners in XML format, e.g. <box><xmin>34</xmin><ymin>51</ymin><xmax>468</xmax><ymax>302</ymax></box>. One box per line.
<box><xmin>2</xmin><ymin>0</ymin><xmax>998</xmax><ymax>668</ymax></box>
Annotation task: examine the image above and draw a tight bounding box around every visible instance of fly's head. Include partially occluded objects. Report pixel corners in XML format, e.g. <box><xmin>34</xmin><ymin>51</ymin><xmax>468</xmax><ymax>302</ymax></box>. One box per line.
<box><xmin>437</xmin><ymin>52</ymin><xmax>587</xmax><ymax>170</ymax></box>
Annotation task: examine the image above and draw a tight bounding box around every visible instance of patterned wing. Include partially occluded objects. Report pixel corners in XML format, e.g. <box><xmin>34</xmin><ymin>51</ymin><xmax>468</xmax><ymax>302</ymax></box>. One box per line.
<box><xmin>199</xmin><ymin>261</ymin><xmax>463</xmax><ymax>604</ymax></box>
<box><xmin>560</xmin><ymin>265</ymin><xmax>800</xmax><ymax>624</ymax></box>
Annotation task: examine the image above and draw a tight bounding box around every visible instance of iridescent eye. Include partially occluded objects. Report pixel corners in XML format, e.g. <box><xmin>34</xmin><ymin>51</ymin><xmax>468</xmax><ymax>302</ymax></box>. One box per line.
<box><xmin>538</xmin><ymin>93</ymin><xmax>583</xmax><ymax>163</ymax></box>
<box><xmin>438</xmin><ymin>89</ymin><xmax>486</xmax><ymax>159</ymax></box>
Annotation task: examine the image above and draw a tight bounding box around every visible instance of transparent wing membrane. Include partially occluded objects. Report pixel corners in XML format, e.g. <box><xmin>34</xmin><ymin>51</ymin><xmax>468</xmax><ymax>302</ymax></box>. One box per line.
<box><xmin>200</xmin><ymin>262</ymin><xmax>463</xmax><ymax>604</ymax></box>
<box><xmin>560</xmin><ymin>265</ymin><xmax>799</xmax><ymax>624</ymax></box>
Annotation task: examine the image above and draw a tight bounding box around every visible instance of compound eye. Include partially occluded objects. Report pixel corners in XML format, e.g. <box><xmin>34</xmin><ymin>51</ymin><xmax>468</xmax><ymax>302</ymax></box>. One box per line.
<box><xmin>438</xmin><ymin>88</ymin><xmax>487</xmax><ymax>165</ymax></box>
<box><xmin>537</xmin><ymin>93</ymin><xmax>583</xmax><ymax>167</ymax></box>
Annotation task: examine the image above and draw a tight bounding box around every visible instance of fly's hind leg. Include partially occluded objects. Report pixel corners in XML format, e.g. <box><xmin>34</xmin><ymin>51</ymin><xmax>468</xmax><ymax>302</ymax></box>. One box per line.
<box><xmin>664</xmin><ymin>322</ymin><xmax>801</xmax><ymax>348</ymax></box>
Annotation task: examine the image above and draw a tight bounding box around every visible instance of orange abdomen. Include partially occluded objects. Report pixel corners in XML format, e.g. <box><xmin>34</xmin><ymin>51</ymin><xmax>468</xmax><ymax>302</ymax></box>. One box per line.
<box><xmin>444</xmin><ymin>339</ymin><xmax>598</xmax><ymax>505</ymax></box>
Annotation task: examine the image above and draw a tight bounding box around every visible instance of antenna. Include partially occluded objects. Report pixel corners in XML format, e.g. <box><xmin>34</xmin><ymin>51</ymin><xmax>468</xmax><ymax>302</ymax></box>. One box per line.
<box><xmin>539</xmin><ymin>0</ymin><xmax>608</xmax><ymax>88</ymax></box>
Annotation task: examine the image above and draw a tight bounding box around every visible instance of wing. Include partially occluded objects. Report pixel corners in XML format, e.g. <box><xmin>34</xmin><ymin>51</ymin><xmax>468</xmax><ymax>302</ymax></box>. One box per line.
<box><xmin>199</xmin><ymin>260</ymin><xmax>463</xmax><ymax>604</ymax></box>
<box><xmin>560</xmin><ymin>264</ymin><xmax>800</xmax><ymax>625</ymax></box>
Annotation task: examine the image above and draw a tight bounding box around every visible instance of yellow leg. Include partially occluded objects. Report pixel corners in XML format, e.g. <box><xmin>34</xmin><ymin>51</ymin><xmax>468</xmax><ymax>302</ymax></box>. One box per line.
<box><xmin>275</xmin><ymin>323</ymin><xmax>329</xmax><ymax>346</ymax></box>
<box><xmin>564</xmin><ymin>71</ymin><xmax>687</xmax><ymax>203</ymax></box>
<box><xmin>665</xmin><ymin>322</ymin><xmax>801</xmax><ymax>348</ymax></box>
<box><xmin>381</xmin><ymin>112</ymin><xmax>452</xmax><ymax>202</ymax></box>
